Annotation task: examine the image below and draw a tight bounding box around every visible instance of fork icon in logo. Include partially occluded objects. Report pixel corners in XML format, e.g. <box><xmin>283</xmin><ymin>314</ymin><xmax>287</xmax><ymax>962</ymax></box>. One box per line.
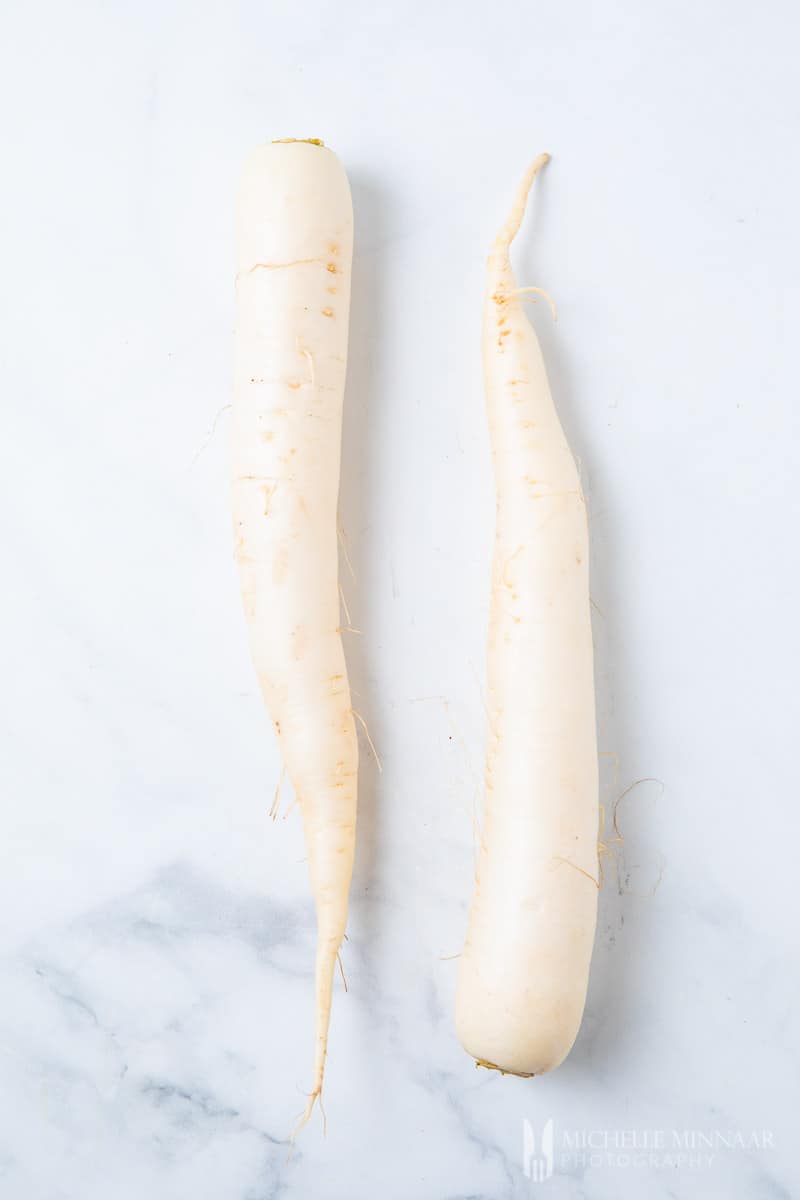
<box><xmin>523</xmin><ymin>1118</ymin><xmax>554</xmax><ymax>1183</ymax></box>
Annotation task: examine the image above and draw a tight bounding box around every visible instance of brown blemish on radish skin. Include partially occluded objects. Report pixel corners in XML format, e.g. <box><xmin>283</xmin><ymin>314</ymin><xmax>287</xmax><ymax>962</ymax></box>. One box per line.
<box><xmin>262</xmin><ymin>482</ymin><xmax>276</xmax><ymax>515</ymax></box>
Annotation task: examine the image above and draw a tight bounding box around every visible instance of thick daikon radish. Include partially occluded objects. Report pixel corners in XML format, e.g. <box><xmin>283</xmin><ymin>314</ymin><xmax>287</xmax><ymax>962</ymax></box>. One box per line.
<box><xmin>455</xmin><ymin>155</ymin><xmax>598</xmax><ymax>1077</ymax></box>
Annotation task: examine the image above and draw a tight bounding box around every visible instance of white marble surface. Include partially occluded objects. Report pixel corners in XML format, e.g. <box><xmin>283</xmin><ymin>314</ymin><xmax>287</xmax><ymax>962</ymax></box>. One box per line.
<box><xmin>2</xmin><ymin>2</ymin><xmax>799</xmax><ymax>1196</ymax></box>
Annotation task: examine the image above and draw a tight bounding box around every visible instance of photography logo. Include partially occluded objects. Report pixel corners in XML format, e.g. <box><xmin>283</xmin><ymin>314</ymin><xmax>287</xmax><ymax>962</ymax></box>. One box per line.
<box><xmin>523</xmin><ymin>1118</ymin><xmax>554</xmax><ymax>1183</ymax></box>
<box><xmin>521</xmin><ymin>1116</ymin><xmax>775</xmax><ymax>1181</ymax></box>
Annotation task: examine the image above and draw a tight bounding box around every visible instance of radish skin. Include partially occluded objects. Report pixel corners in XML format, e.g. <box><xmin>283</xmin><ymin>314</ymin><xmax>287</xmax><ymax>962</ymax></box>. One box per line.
<box><xmin>233</xmin><ymin>140</ymin><xmax>357</xmax><ymax>1128</ymax></box>
<box><xmin>455</xmin><ymin>155</ymin><xmax>598</xmax><ymax>1077</ymax></box>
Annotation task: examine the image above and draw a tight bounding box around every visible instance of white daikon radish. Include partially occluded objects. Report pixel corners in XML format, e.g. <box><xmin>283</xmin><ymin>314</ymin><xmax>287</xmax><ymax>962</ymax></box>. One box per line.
<box><xmin>233</xmin><ymin>139</ymin><xmax>357</xmax><ymax>1128</ymax></box>
<box><xmin>455</xmin><ymin>155</ymin><xmax>598</xmax><ymax>1076</ymax></box>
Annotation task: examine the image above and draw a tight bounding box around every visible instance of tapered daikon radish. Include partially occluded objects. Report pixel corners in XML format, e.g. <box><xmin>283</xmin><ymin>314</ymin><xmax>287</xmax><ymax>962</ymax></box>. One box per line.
<box><xmin>455</xmin><ymin>155</ymin><xmax>598</xmax><ymax>1077</ymax></box>
<box><xmin>233</xmin><ymin>139</ymin><xmax>357</xmax><ymax>1128</ymax></box>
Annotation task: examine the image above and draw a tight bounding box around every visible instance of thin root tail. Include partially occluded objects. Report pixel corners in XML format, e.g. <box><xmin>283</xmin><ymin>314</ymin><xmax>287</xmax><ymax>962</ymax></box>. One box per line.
<box><xmin>493</xmin><ymin>152</ymin><xmax>550</xmax><ymax>255</ymax></box>
<box><xmin>289</xmin><ymin>1087</ymin><xmax>323</xmax><ymax>1145</ymax></box>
